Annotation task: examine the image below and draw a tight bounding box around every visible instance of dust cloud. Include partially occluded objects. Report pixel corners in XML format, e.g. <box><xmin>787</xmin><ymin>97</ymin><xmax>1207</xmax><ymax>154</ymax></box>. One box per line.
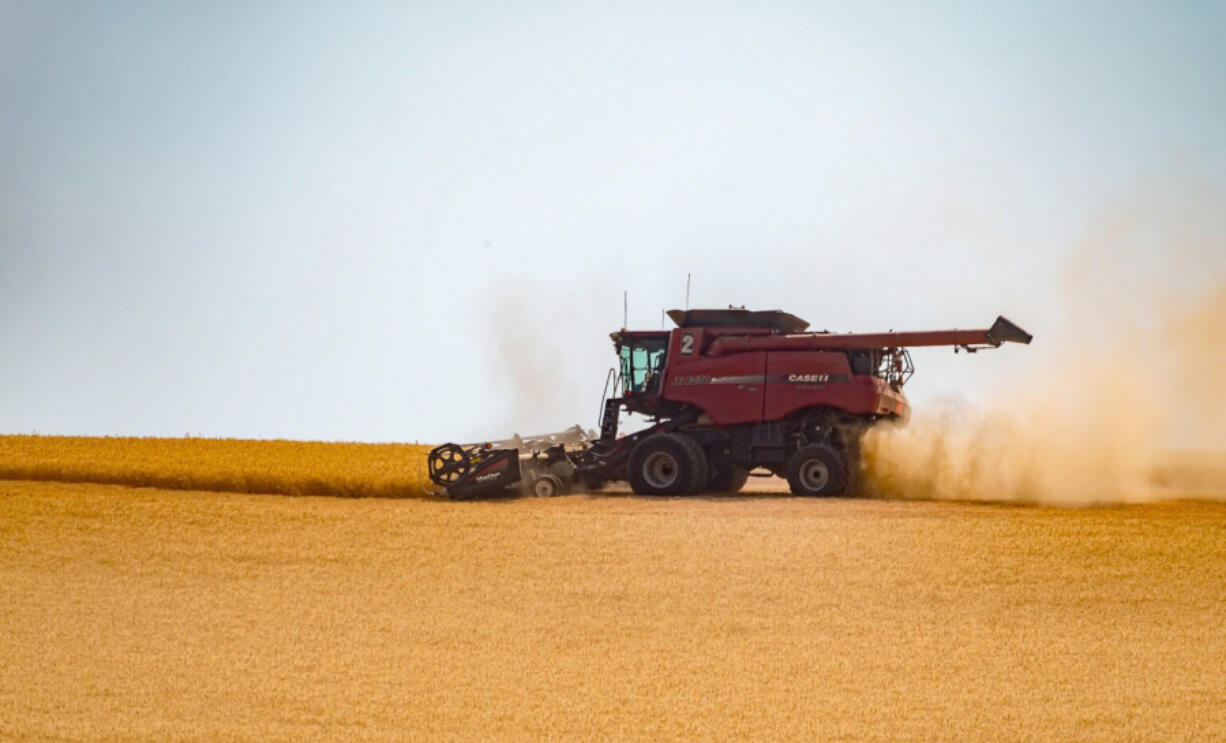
<box><xmin>862</xmin><ymin>180</ymin><xmax>1226</xmax><ymax>505</ymax></box>
<box><xmin>485</xmin><ymin>287</ymin><xmax>592</xmax><ymax>441</ymax></box>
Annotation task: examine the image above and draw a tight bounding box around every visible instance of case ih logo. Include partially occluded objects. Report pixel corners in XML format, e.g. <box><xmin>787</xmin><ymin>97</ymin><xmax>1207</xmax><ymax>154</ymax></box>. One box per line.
<box><xmin>673</xmin><ymin>375</ymin><xmax>711</xmax><ymax>386</ymax></box>
<box><xmin>788</xmin><ymin>374</ymin><xmax>830</xmax><ymax>383</ymax></box>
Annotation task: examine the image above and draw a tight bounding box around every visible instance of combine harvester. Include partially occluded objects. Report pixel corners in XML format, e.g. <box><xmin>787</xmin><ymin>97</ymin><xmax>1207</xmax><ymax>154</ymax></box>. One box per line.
<box><xmin>428</xmin><ymin>308</ymin><xmax>1032</xmax><ymax>498</ymax></box>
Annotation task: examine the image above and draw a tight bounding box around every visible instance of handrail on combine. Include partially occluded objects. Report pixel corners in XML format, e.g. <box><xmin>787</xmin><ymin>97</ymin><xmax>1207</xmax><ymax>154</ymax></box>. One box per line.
<box><xmin>598</xmin><ymin>367</ymin><xmax>617</xmax><ymax>427</ymax></box>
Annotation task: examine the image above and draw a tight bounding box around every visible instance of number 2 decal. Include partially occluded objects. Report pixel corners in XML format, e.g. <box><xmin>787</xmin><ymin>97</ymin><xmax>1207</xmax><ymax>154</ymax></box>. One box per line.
<box><xmin>680</xmin><ymin>333</ymin><xmax>695</xmax><ymax>355</ymax></box>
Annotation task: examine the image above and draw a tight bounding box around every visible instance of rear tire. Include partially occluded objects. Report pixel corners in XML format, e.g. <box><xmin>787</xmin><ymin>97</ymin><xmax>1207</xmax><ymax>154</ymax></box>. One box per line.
<box><xmin>786</xmin><ymin>445</ymin><xmax>847</xmax><ymax>496</ymax></box>
<box><xmin>628</xmin><ymin>434</ymin><xmax>709</xmax><ymax>495</ymax></box>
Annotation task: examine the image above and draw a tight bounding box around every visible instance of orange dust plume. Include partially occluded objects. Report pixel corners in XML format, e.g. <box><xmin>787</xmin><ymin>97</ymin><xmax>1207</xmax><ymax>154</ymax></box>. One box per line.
<box><xmin>861</xmin><ymin>178</ymin><xmax>1226</xmax><ymax>505</ymax></box>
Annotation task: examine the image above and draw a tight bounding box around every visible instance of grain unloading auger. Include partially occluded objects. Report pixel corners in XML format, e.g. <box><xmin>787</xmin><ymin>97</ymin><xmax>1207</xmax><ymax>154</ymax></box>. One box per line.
<box><xmin>428</xmin><ymin>309</ymin><xmax>1032</xmax><ymax>499</ymax></box>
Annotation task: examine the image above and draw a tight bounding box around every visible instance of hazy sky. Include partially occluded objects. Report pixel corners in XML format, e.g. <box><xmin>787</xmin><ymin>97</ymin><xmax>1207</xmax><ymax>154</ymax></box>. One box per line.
<box><xmin>3</xmin><ymin>1</ymin><xmax>1224</xmax><ymax>442</ymax></box>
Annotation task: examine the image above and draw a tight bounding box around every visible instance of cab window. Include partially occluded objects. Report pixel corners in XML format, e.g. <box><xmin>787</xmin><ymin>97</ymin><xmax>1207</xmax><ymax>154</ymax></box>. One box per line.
<box><xmin>619</xmin><ymin>339</ymin><xmax>668</xmax><ymax>395</ymax></box>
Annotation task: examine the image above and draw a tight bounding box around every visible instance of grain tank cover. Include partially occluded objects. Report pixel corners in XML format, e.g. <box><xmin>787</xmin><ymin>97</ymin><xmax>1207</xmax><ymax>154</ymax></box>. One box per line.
<box><xmin>667</xmin><ymin>308</ymin><xmax>809</xmax><ymax>333</ymax></box>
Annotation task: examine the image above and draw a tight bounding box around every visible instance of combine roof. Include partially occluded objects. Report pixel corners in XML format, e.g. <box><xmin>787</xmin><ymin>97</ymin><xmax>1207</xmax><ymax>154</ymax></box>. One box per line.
<box><xmin>666</xmin><ymin>308</ymin><xmax>809</xmax><ymax>333</ymax></box>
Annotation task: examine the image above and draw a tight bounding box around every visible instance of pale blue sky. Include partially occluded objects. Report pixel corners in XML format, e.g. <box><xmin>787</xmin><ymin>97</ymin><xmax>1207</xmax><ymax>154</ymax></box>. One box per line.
<box><xmin>2</xmin><ymin>1</ymin><xmax>1224</xmax><ymax>441</ymax></box>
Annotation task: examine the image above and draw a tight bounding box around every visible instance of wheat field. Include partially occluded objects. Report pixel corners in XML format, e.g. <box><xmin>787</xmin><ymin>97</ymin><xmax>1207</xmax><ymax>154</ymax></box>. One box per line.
<box><xmin>2</xmin><ymin>464</ymin><xmax>1225</xmax><ymax>740</ymax></box>
<box><xmin>0</xmin><ymin>435</ymin><xmax>433</xmax><ymax>498</ymax></box>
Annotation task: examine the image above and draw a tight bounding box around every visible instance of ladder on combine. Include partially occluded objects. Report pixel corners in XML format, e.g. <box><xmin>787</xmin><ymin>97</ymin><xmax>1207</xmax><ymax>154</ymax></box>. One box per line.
<box><xmin>597</xmin><ymin>368</ymin><xmax>622</xmax><ymax>444</ymax></box>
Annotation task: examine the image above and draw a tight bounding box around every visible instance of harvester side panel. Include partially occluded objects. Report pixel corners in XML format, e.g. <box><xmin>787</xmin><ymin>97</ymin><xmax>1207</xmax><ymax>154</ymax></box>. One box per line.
<box><xmin>660</xmin><ymin>348</ymin><xmax>767</xmax><ymax>425</ymax></box>
<box><xmin>760</xmin><ymin>351</ymin><xmax>888</xmax><ymax>421</ymax></box>
<box><xmin>659</xmin><ymin>344</ymin><xmax>910</xmax><ymax>426</ymax></box>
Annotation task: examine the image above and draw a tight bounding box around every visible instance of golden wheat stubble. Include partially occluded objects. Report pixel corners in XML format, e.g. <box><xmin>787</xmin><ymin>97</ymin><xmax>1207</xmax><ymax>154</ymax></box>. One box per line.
<box><xmin>2</xmin><ymin>481</ymin><xmax>1224</xmax><ymax>741</ymax></box>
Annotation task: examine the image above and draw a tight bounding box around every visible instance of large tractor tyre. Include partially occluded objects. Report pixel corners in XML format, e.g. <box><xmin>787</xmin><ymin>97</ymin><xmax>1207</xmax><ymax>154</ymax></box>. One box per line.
<box><xmin>706</xmin><ymin>463</ymin><xmax>750</xmax><ymax>493</ymax></box>
<box><xmin>785</xmin><ymin>444</ymin><xmax>848</xmax><ymax>497</ymax></box>
<box><xmin>628</xmin><ymin>434</ymin><xmax>710</xmax><ymax>496</ymax></box>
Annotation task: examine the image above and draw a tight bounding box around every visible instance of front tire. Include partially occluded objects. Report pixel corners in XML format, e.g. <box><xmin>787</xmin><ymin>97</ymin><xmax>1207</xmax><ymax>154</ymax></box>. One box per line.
<box><xmin>628</xmin><ymin>434</ymin><xmax>709</xmax><ymax>495</ymax></box>
<box><xmin>786</xmin><ymin>444</ymin><xmax>847</xmax><ymax>496</ymax></box>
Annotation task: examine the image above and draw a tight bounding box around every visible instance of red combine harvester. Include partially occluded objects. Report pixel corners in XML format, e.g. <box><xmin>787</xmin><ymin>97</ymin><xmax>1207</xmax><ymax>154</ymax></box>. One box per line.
<box><xmin>428</xmin><ymin>308</ymin><xmax>1032</xmax><ymax>498</ymax></box>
